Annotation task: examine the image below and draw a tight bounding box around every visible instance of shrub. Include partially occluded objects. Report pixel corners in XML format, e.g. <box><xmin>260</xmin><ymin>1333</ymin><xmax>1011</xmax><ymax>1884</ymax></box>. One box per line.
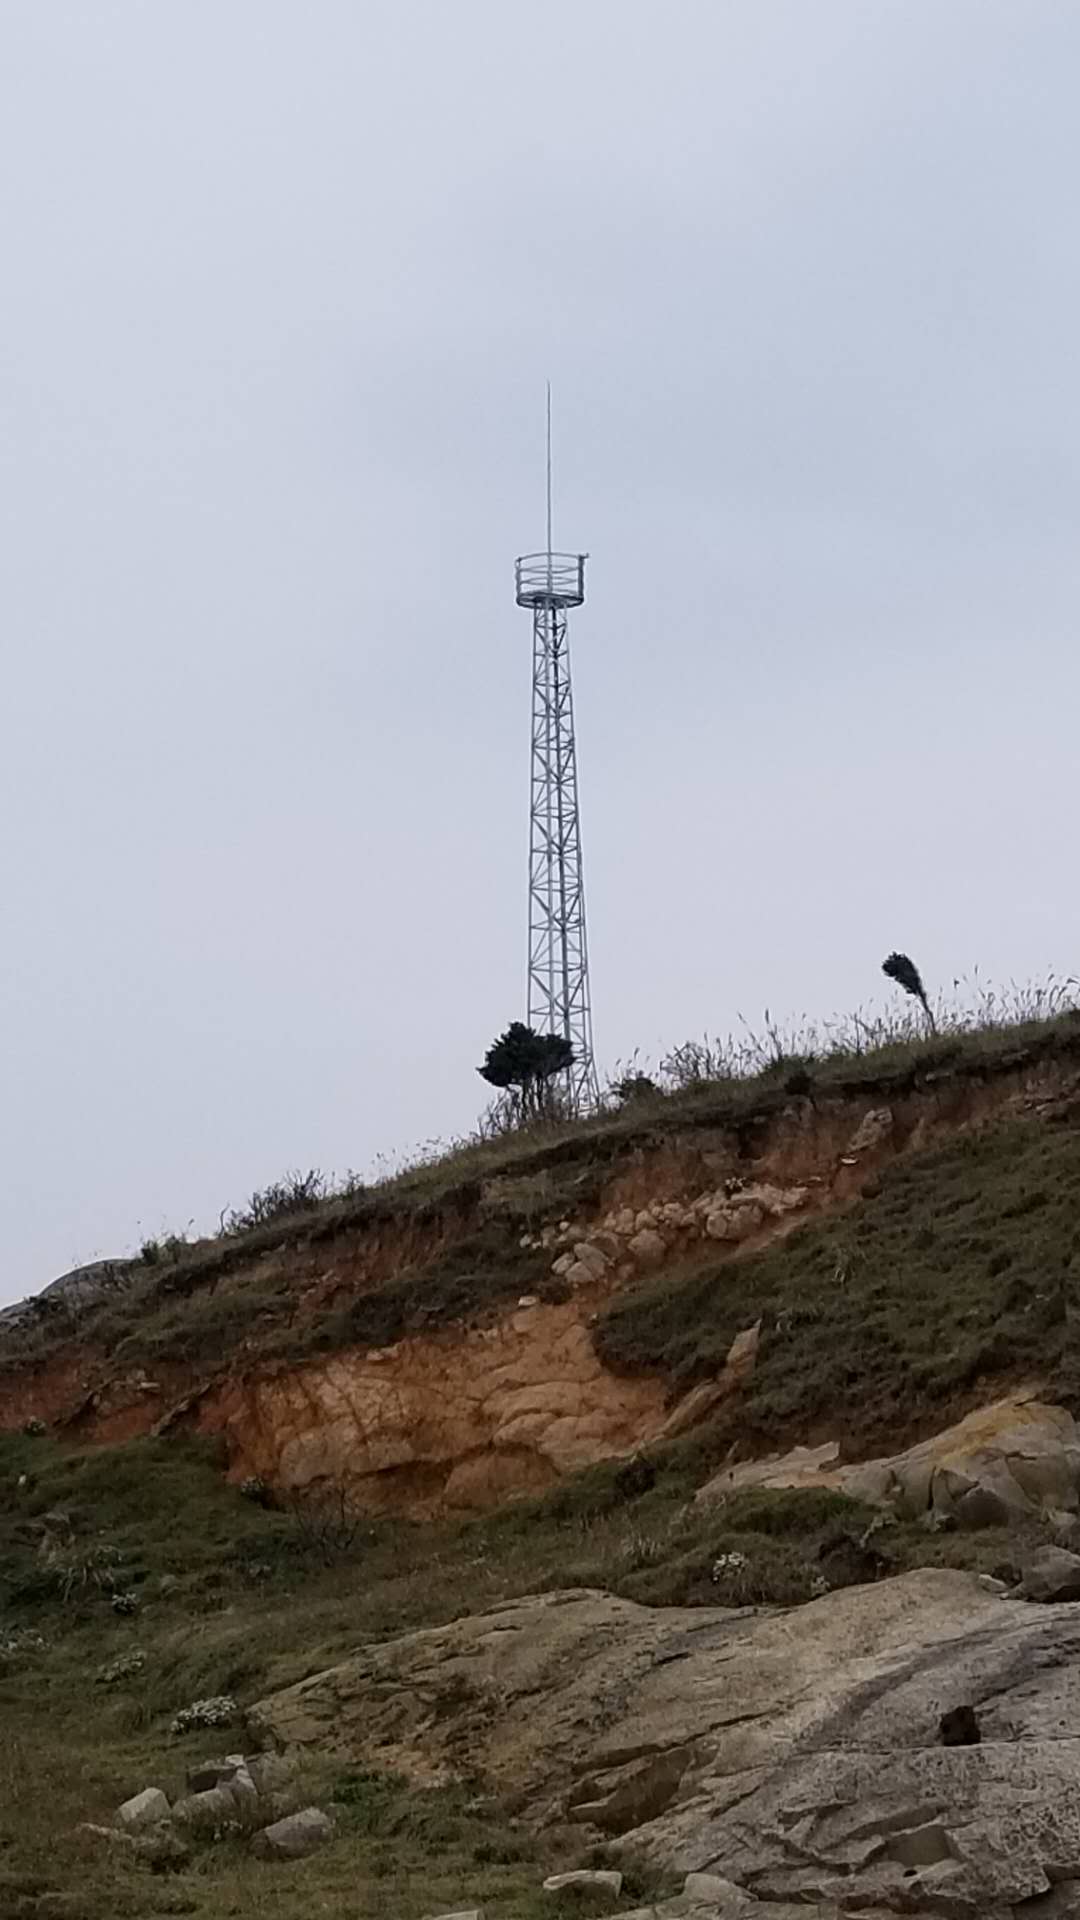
<box><xmin>96</xmin><ymin>1649</ymin><xmax>146</xmax><ymax>1686</ymax></box>
<box><xmin>43</xmin><ymin>1540</ymin><xmax>125</xmax><ymax>1605</ymax></box>
<box><xmin>287</xmin><ymin>1481</ymin><xmax>364</xmax><ymax>1566</ymax></box>
<box><xmin>224</xmin><ymin>1170</ymin><xmax>327</xmax><ymax>1235</ymax></box>
<box><xmin>170</xmin><ymin>1695</ymin><xmax>238</xmax><ymax>1736</ymax></box>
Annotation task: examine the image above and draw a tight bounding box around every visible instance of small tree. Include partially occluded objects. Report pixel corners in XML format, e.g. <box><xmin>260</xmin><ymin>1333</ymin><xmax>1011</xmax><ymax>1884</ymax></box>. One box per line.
<box><xmin>478</xmin><ymin>1022</ymin><xmax>573</xmax><ymax>1120</ymax></box>
<box><xmin>882</xmin><ymin>951</ymin><xmax>936</xmax><ymax>1034</ymax></box>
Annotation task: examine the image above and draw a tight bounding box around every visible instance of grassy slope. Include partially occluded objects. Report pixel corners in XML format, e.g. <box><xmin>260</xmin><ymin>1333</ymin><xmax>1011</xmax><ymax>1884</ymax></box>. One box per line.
<box><xmin>596</xmin><ymin>1106</ymin><xmax>1080</xmax><ymax>1452</ymax></box>
<box><xmin>5</xmin><ymin>1051</ymin><xmax>1080</xmax><ymax>1914</ymax></box>
<box><xmin>0</xmin><ymin>1422</ymin><xmax>1053</xmax><ymax>1918</ymax></box>
<box><xmin>6</xmin><ymin>1010</ymin><xmax>1080</xmax><ymax>1381</ymax></box>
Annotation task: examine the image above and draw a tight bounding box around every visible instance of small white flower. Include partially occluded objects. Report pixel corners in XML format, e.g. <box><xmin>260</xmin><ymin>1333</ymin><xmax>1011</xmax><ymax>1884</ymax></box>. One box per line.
<box><xmin>711</xmin><ymin>1550</ymin><xmax>749</xmax><ymax>1581</ymax></box>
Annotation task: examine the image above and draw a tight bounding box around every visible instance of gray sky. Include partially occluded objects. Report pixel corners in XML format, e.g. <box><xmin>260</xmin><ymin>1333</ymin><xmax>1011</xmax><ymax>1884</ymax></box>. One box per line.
<box><xmin>3</xmin><ymin>1</ymin><xmax>1079</xmax><ymax>1303</ymax></box>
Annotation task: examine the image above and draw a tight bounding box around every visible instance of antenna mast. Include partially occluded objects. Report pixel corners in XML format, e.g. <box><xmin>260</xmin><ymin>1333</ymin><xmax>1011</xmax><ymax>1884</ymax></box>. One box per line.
<box><xmin>514</xmin><ymin>391</ymin><xmax>599</xmax><ymax>1113</ymax></box>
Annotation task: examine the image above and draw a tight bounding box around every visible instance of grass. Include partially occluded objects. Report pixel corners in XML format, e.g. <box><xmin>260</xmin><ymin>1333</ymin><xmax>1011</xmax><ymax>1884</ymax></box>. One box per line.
<box><xmin>5</xmin><ymin>994</ymin><xmax>1080</xmax><ymax>1382</ymax></box>
<box><xmin>0</xmin><ymin>1419</ymin><xmax>1050</xmax><ymax>1918</ymax></box>
<box><xmin>595</xmin><ymin>1108</ymin><xmax>1080</xmax><ymax>1452</ymax></box>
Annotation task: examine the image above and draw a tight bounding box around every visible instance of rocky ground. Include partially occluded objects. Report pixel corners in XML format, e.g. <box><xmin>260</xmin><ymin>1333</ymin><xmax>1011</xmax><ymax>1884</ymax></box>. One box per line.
<box><xmin>8</xmin><ymin>1025</ymin><xmax>1080</xmax><ymax>1915</ymax></box>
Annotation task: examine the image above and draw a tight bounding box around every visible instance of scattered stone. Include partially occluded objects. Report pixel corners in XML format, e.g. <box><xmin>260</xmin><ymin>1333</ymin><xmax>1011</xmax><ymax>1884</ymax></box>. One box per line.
<box><xmin>1021</xmin><ymin>1545</ymin><xmax>1080</xmax><ymax>1603</ymax></box>
<box><xmin>543</xmin><ymin>1870</ymin><xmax>623</xmax><ymax>1898</ymax></box>
<box><xmin>626</xmin><ymin>1228</ymin><xmax>666</xmax><ymax>1266</ymax></box>
<box><xmin>551</xmin><ymin>1252</ymin><xmax>575</xmax><ymax>1277</ymax></box>
<box><xmin>116</xmin><ymin>1787</ymin><xmax>171</xmax><ymax>1831</ymax></box>
<box><xmin>111</xmin><ymin>1589</ymin><xmax>139</xmax><ymax>1615</ymax></box>
<box><xmin>976</xmin><ymin>1573</ymin><xmax>1009</xmax><ymax>1595</ymax></box>
<box><xmin>939</xmin><ymin>1703</ymin><xmax>981</xmax><ymax>1745</ymax></box>
<box><xmin>427</xmin><ymin>1911</ymin><xmax>485</xmax><ymax>1919</ymax></box>
<box><xmin>243</xmin><ymin>1750</ymin><xmax>300</xmax><ymax>1800</ymax></box>
<box><xmin>590</xmin><ymin>1231</ymin><xmax>622</xmax><ymax>1261</ymax></box>
<box><xmin>171</xmin><ymin>1785</ymin><xmax>242</xmax><ymax>1834</ymax></box>
<box><xmin>682</xmin><ymin>1872</ymin><xmax>751</xmax><ymax>1910</ymax></box>
<box><xmin>1049</xmin><ymin>1507</ymin><xmax>1080</xmax><ymax>1551</ymax></box>
<box><xmin>843</xmin><ymin>1106</ymin><xmax>895</xmax><ymax>1159</ymax></box>
<box><xmin>570</xmin><ymin>1241</ymin><xmax>609</xmax><ymax>1279</ymax></box>
<box><xmin>185</xmin><ymin>1757</ymin><xmax>243</xmax><ymax>1794</ymax></box>
<box><xmin>227</xmin><ymin>1762</ymin><xmax>262</xmax><ymax>1822</ymax></box>
<box><xmin>952</xmin><ymin>1483</ymin><xmax>1012</xmax><ymax>1529</ymax></box>
<box><xmin>250</xmin><ymin>1805</ymin><xmax>335</xmax><ymax>1860</ymax></box>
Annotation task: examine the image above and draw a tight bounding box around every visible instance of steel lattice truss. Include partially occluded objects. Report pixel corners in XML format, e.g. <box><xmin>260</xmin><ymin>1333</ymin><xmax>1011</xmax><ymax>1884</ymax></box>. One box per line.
<box><xmin>524</xmin><ymin>576</ymin><xmax>599</xmax><ymax>1113</ymax></box>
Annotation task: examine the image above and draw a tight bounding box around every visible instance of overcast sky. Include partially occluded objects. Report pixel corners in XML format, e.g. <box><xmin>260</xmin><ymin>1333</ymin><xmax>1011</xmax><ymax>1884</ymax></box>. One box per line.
<box><xmin>2</xmin><ymin>1</ymin><xmax>1079</xmax><ymax>1303</ymax></box>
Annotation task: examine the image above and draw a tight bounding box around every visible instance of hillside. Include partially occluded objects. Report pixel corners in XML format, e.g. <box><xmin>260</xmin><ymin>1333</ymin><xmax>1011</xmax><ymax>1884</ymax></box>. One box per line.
<box><xmin>5</xmin><ymin>1011</ymin><xmax>1080</xmax><ymax>1917</ymax></box>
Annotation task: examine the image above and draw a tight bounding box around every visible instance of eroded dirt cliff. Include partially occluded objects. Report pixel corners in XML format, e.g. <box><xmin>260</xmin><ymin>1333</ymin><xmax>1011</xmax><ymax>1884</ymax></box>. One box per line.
<box><xmin>4</xmin><ymin>1028</ymin><xmax>1080</xmax><ymax>1514</ymax></box>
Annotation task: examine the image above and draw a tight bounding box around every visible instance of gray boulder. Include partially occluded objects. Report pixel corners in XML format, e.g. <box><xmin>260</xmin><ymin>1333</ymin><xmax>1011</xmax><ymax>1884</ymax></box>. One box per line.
<box><xmin>1021</xmin><ymin>1545</ymin><xmax>1080</xmax><ymax>1602</ymax></box>
<box><xmin>116</xmin><ymin>1787</ymin><xmax>170</xmax><ymax>1831</ymax></box>
<box><xmin>251</xmin><ymin>1570</ymin><xmax>1080</xmax><ymax>1915</ymax></box>
<box><xmin>171</xmin><ymin>1784</ymin><xmax>240</xmax><ymax>1834</ymax></box>
<box><xmin>543</xmin><ymin>1871</ymin><xmax>622</xmax><ymax>1898</ymax></box>
<box><xmin>250</xmin><ymin>1805</ymin><xmax>334</xmax><ymax>1861</ymax></box>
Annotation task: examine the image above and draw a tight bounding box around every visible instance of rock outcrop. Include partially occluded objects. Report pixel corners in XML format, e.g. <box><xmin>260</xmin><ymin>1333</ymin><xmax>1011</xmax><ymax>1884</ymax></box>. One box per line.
<box><xmin>248</xmin><ymin>1569</ymin><xmax>1080</xmax><ymax>1916</ymax></box>
<box><xmin>697</xmin><ymin>1392</ymin><xmax>1080</xmax><ymax>1523</ymax></box>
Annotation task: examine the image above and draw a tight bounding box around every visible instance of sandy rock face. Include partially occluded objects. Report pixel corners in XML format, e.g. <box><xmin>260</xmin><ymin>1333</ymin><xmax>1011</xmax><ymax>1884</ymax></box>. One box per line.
<box><xmin>207</xmin><ymin>1300</ymin><xmax>667</xmax><ymax>1517</ymax></box>
<box><xmin>249</xmin><ymin>1568</ymin><xmax>1080</xmax><ymax>1917</ymax></box>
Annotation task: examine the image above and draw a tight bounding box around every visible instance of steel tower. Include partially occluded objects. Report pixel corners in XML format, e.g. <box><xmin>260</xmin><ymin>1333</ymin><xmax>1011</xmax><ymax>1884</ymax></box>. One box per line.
<box><xmin>514</xmin><ymin>391</ymin><xmax>599</xmax><ymax>1113</ymax></box>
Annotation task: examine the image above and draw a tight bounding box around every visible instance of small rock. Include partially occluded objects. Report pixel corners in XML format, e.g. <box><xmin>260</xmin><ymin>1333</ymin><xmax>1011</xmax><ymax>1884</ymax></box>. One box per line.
<box><xmin>571</xmin><ymin>1241</ymin><xmax>609</xmax><ymax>1279</ymax></box>
<box><xmin>543</xmin><ymin>1870</ymin><xmax>623</xmax><ymax>1899</ymax></box>
<box><xmin>683</xmin><ymin>1872</ymin><xmax>752</xmax><ymax>1910</ymax></box>
<box><xmin>1048</xmin><ymin>1508</ymin><xmax>1080</xmax><ymax>1550</ymax></box>
<box><xmin>228</xmin><ymin>1763</ymin><xmax>262</xmax><ymax>1821</ymax></box>
<box><xmin>952</xmin><ymin>1485</ymin><xmax>1012</xmax><ymax>1529</ymax></box>
<box><xmin>626</xmin><ymin>1228</ymin><xmax>666</xmax><ymax>1267</ymax></box>
<box><xmin>844</xmin><ymin>1106</ymin><xmax>894</xmax><ymax>1157</ymax></box>
<box><xmin>244</xmin><ymin>1750</ymin><xmax>299</xmax><ymax>1799</ymax></box>
<box><xmin>590</xmin><ymin>1231</ymin><xmax>622</xmax><ymax>1260</ymax></box>
<box><xmin>186</xmin><ymin>1758</ymin><xmax>242</xmax><ymax>1794</ymax></box>
<box><xmin>427</xmin><ymin>1911</ymin><xmax>485</xmax><ymax>1920</ymax></box>
<box><xmin>172</xmin><ymin>1784</ymin><xmax>240</xmax><ymax>1834</ymax></box>
<box><xmin>116</xmin><ymin>1787</ymin><xmax>171</xmax><ymax>1832</ymax></box>
<box><xmin>250</xmin><ymin>1805</ymin><xmax>334</xmax><ymax>1860</ymax></box>
<box><xmin>1021</xmin><ymin>1545</ymin><xmax>1080</xmax><ymax>1603</ymax></box>
<box><xmin>551</xmin><ymin>1252</ymin><xmax>576</xmax><ymax>1277</ymax></box>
